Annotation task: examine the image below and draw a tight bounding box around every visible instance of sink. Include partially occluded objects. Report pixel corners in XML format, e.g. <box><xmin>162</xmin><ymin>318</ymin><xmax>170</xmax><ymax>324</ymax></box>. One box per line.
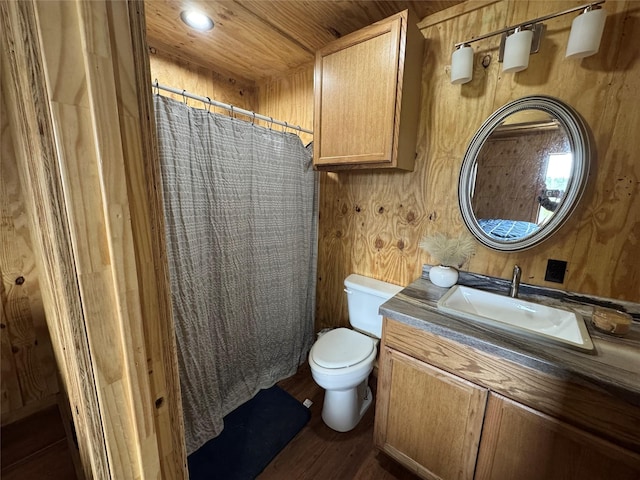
<box><xmin>437</xmin><ymin>285</ymin><xmax>594</xmax><ymax>351</ymax></box>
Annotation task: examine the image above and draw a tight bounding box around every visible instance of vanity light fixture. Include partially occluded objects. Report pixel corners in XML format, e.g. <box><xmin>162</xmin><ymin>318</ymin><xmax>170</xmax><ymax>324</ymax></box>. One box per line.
<box><xmin>180</xmin><ymin>9</ymin><xmax>214</xmax><ymax>32</ymax></box>
<box><xmin>502</xmin><ymin>26</ymin><xmax>535</xmax><ymax>73</ymax></box>
<box><xmin>566</xmin><ymin>5</ymin><xmax>607</xmax><ymax>58</ymax></box>
<box><xmin>451</xmin><ymin>44</ymin><xmax>474</xmax><ymax>84</ymax></box>
<box><xmin>450</xmin><ymin>1</ymin><xmax>606</xmax><ymax>84</ymax></box>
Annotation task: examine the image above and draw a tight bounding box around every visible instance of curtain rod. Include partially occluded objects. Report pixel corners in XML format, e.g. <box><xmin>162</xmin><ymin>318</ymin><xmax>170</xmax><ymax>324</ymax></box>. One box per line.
<box><xmin>152</xmin><ymin>81</ymin><xmax>313</xmax><ymax>135</ymax></box>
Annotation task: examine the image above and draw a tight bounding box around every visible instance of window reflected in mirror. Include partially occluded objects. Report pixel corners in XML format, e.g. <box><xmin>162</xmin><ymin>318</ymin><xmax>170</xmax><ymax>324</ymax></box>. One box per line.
<box><xmin>537</xmin><ymin>152</ymin><xmax>573</xmax><ymax>224</ymax></box>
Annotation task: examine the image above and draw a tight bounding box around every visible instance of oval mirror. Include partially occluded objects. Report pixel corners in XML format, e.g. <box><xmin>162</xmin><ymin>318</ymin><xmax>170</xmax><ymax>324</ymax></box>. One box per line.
<box><xmin>459</xmin><ymin>95</ymin><xmax>593</xmax><ymax>251</ymax></box>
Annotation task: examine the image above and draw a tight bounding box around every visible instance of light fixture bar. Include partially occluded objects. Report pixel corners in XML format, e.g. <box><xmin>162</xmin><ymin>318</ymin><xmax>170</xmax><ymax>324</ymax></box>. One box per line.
<box><xmin>454</xmin><ymin>1</ymin><xmax>605</xmax><ymax>48</ymax></box>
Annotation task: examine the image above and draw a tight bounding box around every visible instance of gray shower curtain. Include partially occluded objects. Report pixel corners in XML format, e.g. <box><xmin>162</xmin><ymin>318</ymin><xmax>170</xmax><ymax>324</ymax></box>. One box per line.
<box><xmin>154</xmin><ymin>95</ymin><xmax>317</xmax><ymax>454</ymax></box>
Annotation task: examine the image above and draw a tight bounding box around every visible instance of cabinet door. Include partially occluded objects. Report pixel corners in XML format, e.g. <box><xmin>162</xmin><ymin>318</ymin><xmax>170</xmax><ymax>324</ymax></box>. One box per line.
<box><xmin>314</xmin><ymin>13</ymin><xmax>402</xmax><ymax>169</ymax></box>
<box><xmin>375</xmin><ymin>347</ymin><xmax>488</xmax><ymax>480</ymax></box>
<box><xmin>476</xmin><ymin>393</ymin><xmax>640</xmax><ymax>480</ymax></box>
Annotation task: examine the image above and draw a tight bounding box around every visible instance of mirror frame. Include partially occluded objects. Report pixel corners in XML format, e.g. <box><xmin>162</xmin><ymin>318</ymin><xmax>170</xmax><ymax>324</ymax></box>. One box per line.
<box><xmin>459</xmin><ymin>95</ymin><xmax>593</xmax><ymax>251</ymax></box>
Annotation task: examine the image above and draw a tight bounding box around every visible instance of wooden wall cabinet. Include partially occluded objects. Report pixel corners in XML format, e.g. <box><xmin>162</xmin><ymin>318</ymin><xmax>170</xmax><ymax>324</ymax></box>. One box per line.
<box><xmin>313</xmin><ymin>10</ymin><xmax>423</xmax><ymax>171</ymax></box>
<box><xmin>375</xmin><ymin>318</ymin><xmax>640</xmax><ymax>479</ymax></box>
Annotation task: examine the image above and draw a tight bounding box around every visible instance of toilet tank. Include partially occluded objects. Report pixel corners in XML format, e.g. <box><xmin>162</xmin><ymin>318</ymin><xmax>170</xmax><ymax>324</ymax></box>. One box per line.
<box><xmin>344</xmin><ymin>274</ymin><xmax>403</xmax><ymax>339</ymax></box>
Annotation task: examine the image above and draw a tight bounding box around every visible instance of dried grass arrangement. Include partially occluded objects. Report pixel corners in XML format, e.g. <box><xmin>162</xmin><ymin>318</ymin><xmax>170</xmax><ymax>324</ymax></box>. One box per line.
<box><xmin>419</xmin><ymin>233</ymin><xmax>476</xmax><ymax>268</ymax></box>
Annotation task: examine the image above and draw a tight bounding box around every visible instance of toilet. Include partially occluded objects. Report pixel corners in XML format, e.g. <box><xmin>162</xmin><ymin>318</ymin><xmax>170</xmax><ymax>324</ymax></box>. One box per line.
<box><xmin>308</xmin><ymin>274</ymin><xmax>403</xmax><ymax>432</ymax></box>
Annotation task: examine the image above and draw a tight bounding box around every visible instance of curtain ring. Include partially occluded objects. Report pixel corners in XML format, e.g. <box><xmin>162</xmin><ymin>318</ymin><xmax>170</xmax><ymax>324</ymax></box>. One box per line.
<box><xmin>296</xmin><ymin>125</ymin><xmax>302</xmax><ymax>137</ymax></box>
<box><xmin>182</xmin><ymin>90</ymin><xmax>187</xmax><ymax>104</ymax></box>
<box><xmin>153</xmin><ymin>79</ymin><xmax>159</xmax><ymax>96</ymax></box>
<box><xmin>205</xmin><ymin>97</ymin><xmax>211</xmax><ymax>113</ymax></box>
<box><xmin>269</xmin><ymin>117</ymin><xmax>273</xmax><ymax>130</ymax></box>
<box><xmin>251</xmin><ymin>112</ymin><xmax>256</xmax><ymax>125</ymax></box>
<box><xmin>230</xmin><ymin>105</ymin><xmax>234</xmax><ymax>119</ymax></box>
<box><xmin>284</xmin><ymin>121</ymin><xmax>289</xmax><ymax>133</ymax></box>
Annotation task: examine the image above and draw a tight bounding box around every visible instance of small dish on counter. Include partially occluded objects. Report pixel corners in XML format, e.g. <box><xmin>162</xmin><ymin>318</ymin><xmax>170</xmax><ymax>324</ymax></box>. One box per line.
<box><xmin>591</xmin><ymin>306</ymin><xmax>632</xmax><ymax>336</ymax></box>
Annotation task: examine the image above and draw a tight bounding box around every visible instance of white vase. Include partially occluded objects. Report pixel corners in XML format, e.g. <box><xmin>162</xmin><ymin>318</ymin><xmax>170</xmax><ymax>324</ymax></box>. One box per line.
<box><xmin>429</xmin><ymin>265</ymin><xmax>459</xmax><ymax>288</ymax></box>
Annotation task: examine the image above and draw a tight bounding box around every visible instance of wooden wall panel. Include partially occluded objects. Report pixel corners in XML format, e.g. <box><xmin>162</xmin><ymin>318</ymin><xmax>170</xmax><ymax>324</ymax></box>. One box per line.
<box><xmin>257</xmin><ymin>65</ymin><xmax>314</xmax><ymax>147</ymax></box>
<box><xmin>35</xmin><ymin>0</ymin><xmax>193</xmax><ymax>476</ymax></box>
<box><xmin>3</xmin><ymin>0</ymin><xmax>187</xmax><ymax>478</ymax></box>
<box><xmin>314</xmin><ymin>0</ymin><xmax>639</xmax><ymax>330</ymax></box>
<box><xmin>0</xmin><ymin>82</ymin><xmax>59</xmax><ymax>424</ymax></box>
<box><xmin>1</xmin><ymin>1</ymin><xmax>109</xmax><ymax>476</ymax></box>
<box><xmin>149</xmin><ymin>50</ymin><xmax>257</xmax><ymax>114</ymax></box>
<box><xmin>126</xmin><ymin>3</ymin><xmax>188</xmax><ymax>477</ymax></box>
<box><xmin>420</xmin><ymin>0</ymin><xmax>640</xmax><ymax>300</ymax></box>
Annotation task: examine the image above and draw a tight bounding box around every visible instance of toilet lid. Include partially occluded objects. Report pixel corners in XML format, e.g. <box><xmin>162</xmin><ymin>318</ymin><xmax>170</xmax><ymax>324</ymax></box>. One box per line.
<box><xmin>312</xmin><ymin>328</ymin><xmax>374</xmax><ymax>369</ymax></box>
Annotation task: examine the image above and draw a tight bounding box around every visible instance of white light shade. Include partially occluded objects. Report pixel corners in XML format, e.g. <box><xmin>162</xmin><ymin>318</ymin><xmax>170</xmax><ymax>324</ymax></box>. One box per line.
<box><xmin>451</xmin><ymin>45</ymin><xmax>474</xmax><ymax>84</ymax></box>
<box><xmin>566</xmin><ymin>8</ymin><xmax>607</xmax><ymax>58</ymax></box>
<box><xmin>503</xmin><ymin>29</ymin><xmax>533</xmax><ymax>73</ymax></box>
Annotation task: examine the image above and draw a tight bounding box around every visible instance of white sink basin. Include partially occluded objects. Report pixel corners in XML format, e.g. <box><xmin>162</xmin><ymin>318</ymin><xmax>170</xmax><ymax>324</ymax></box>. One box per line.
<box><xmin>437</xmin><ymin>285</ymin><xmax>594</xmax><ymax>351</ymax></box>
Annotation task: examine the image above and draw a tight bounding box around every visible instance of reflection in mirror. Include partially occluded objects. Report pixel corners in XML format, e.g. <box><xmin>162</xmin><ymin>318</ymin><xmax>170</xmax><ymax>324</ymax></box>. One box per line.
<box><xmin>459</xmin><ymin>96</ymin><xmax>592</xmax><ymax>251</ymax></box>
<box><xmin>472</xmin><ymin>109</ymin><xmax>571</xmax><ymax>239</ymax></box>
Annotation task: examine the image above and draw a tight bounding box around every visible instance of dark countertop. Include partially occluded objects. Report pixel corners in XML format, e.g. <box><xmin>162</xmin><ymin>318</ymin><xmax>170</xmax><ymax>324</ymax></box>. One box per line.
<box><xmin>379</xmin><ymin>271</ymin><xmax>640</xmax><ymax>407</ymax></box>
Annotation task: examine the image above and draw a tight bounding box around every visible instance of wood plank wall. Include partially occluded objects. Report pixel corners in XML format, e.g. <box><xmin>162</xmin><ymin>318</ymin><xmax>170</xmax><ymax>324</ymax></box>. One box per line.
<box><xmin>3</xmin><ymin>1</ymin><xmax>188</xmax><ymax>477</ymax></box>
<box><xmin>149</xmin><ymin>50</ymin><xmax>257</xmax><ymax>114</ymax></box>
<box><xmin>149</xmin><ymin>51</ymin><xmax>314</xmax><ymax>145</ymax></box>
<box><xmin>1</xmin><ymin>2</ymin><xmax>110</xmax><ymax>475</ymax></box>
<box><xmin>0</xmin><ymin>72</ymin><xmax>59</xmax><ymax>425</ymax></box>
<box><xmin>36</xmin><ymin>1</ymin><xmax>163</xmax><ymax>473</ymax></box>
<box><xmin>256</xmin><ymin>65</ymin><xmax>314</xmax><ymax>147</ymax></box>
<box><xmin>311</xmin><ymin>0</ymin><xmax>640</xmax><ymax>330</ymax></box>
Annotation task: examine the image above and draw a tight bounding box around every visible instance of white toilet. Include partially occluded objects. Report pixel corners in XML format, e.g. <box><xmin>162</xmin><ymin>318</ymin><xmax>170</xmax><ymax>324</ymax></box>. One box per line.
<box><xmin>308</xmin><ymin>274</ymin><xmax>403</xmax><ymax>432</ymax></box>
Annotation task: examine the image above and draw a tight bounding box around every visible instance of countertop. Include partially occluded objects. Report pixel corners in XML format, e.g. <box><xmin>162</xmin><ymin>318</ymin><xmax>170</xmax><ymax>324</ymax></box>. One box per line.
<box><xmin>379</xmin><ymin>270</ymin><xmax>640</xmax><ymax>407</ymax></box>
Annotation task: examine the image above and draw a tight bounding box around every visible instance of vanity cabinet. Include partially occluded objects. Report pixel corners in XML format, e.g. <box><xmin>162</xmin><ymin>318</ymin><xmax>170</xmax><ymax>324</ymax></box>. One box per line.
<box><xmin>375</xmin><ymin>347</ymin><xmax>487</xmax><ymax>479</ymax></box>
<box><xmin>476</xmin><ymin>394</ymin><xmax>640</xmax><ymax>480</ymax></box>
<box><xmin>375</xmin><ymin>317</ymin><xmax>640</xmax><ymax>480</ymax></box>
<box><xmin>313</xmin><ymin>10</ymin><xmax>423</xmax><ymax>171</ymax></box>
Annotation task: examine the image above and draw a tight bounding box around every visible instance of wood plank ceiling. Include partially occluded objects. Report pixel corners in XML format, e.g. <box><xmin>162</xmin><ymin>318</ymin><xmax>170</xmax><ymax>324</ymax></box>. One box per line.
<box><xmin>144</xmin><ymin>0</ymin><xmax>463</xmax><ymax>83</ymax></box>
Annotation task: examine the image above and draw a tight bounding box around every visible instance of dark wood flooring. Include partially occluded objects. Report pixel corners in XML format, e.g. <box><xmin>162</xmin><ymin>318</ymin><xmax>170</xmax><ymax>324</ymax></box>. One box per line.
<box><xmin>0</xmin><ymin>404</ymin><xmax>78</xmax><ymax>480</ymax></box>
<box><xmin>1</xmin><ymin>363</ymin><xmax>419</xmax><ymax>479</ymax></box>
<box><xmin>259</xmin><ymin>363</ymin><xmax>420</xmax><ymax>480</ymax></box>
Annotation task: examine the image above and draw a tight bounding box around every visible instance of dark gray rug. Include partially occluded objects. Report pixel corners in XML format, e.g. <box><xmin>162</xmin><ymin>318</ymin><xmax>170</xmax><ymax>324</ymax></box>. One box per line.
<box><xmin>188</xmin><ymin>385</ymin><xmax>311</xmax><ymax>479</ymax></box>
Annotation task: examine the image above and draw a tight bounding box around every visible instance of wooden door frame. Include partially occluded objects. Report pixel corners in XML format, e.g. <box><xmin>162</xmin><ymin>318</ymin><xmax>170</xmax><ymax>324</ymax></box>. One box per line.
<box><xmin>0</xmin><ymin>1</ymin><xmax>186</xmax><ymax>478</ymax></box>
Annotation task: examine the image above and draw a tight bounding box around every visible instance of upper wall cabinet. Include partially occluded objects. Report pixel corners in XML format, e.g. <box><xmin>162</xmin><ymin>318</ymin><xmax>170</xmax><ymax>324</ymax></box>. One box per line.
<box><xmin>313</xmin><ymin>10</ymin><xmax>423</xmax><ymax>171</ymax></box>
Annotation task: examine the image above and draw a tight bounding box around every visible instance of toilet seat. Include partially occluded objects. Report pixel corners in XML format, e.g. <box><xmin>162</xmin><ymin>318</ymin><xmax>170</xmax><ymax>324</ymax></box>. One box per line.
<box><xmin>311</xmin><ymin>328</ymin><xmax>374</xmax><ymax>369</ymax></box>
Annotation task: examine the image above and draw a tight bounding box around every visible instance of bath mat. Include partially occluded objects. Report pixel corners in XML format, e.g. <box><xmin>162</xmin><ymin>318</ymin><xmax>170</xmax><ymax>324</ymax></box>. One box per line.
<box><xmin>187</xmin><ymin>385</ymin><xmax>311</xmax><ymax>479</ymax></box>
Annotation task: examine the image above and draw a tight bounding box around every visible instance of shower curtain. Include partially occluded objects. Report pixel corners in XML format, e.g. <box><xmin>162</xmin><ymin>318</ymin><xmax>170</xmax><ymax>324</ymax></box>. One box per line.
<box><xmin>154</xmin><ymin>95</ymin><xmax>317</xmax><ymax>454</ymax></box>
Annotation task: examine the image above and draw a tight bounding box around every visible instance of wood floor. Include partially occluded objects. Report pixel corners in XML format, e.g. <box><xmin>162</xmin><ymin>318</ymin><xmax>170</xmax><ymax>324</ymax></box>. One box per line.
<box><xmin>259</xmin><ymin>363</ymin><xmax>420</xmax><ymax>480</ymax></box>
<box><xmin>1</xmin><ymin>363</ymin><xmax>419</xmax><ymax>479</ymax></box>
<box><xmin>0</xmin><ymin>404</ymin><xmax>78</xmax><ymax>480</ymax></box>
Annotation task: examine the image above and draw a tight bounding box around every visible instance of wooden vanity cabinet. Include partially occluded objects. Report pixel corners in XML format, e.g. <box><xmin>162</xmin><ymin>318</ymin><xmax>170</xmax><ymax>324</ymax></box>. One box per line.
<box><xmin>375</xmin><ymin>318</ymin><xmax>640</xmax><ymax>480</ymax></box>
<box><xmin>313</xmin><ymin>10</ymin><xmax>423</xmax><ymax>171</ymax></box>
<box><xmin>375</xmin><ymin>347</ymin><xmax>487</xmax><ymax>479</ymax></box>
<box><xmin>476</xmin><ymin>393</ymin><xmax>640</xmax><ymax>480</ymax></box>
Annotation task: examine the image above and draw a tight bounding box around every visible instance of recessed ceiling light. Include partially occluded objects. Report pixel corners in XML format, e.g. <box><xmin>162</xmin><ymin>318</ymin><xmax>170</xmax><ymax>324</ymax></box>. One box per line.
<box><xmin>180</xmin><ymin>10</ymin><xmax>214</xmax><ymax>32</ymax></box>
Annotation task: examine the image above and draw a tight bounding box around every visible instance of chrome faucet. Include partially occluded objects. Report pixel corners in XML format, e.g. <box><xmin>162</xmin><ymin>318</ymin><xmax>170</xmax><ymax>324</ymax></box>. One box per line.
<box><xmin>509</xmin><ymin>265</ymin><xmax>521</xmax><ymax>298</ymax></box>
